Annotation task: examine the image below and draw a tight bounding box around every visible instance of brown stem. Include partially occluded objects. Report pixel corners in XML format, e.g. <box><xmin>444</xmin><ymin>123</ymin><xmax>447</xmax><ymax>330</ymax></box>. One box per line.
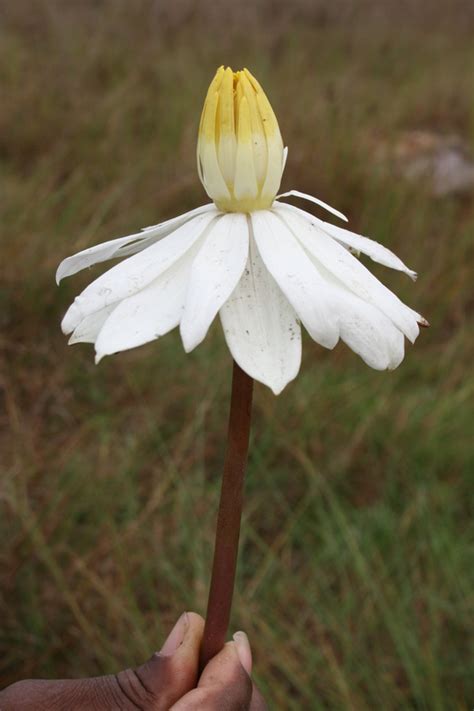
<box><xmin>200</xmin><ymin>361</ymin><xmax>254</xmax><ymax>669</ymax></box>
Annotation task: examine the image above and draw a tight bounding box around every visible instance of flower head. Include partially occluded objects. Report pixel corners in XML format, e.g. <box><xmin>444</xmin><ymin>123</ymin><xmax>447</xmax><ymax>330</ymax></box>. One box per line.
<box><xmin>57</xmin><ymin>66</ymin><xmax>427</xmax><ymax>394</ymax></box>
<box><xmin>197</xmin><ymin>66</ymin><xmax>285</xmax><ymax>213</ymax></box>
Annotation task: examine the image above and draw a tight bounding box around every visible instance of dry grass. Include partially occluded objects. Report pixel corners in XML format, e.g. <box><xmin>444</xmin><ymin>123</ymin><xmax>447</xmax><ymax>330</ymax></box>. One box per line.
<box><xmin>1</xmin><ymin>2</ymin><xmax>473</xmax><ymax>708</ymax></box>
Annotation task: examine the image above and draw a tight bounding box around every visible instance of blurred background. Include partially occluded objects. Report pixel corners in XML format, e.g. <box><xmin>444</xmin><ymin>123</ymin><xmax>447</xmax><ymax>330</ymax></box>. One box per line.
<box><xmin>1</xmin><ymin>1</ymin><xmax>473</xmax><ymax>708</ymax></box>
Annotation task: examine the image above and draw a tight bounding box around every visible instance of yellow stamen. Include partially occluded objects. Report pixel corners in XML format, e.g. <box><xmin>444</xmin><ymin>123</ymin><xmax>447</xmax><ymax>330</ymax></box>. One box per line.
<box><xmin>197</xmin><ymin>66</ymin><xmax>285</xmax><ymax>213</ymax></box>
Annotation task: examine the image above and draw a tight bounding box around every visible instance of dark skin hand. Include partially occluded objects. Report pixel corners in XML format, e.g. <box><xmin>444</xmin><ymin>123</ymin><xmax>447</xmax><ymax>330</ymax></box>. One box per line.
<box><xmin>0</xmin><ymin>613</ymin><xmax>266</xmax><ymax>710</ymax></box>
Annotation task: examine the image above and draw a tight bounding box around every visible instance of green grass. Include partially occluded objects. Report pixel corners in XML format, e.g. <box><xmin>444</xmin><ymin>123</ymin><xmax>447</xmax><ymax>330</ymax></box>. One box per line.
<box><xmin>1</xmin><ymin>2</ymin><xmax>473</xmax><ymax>708</ymax></box>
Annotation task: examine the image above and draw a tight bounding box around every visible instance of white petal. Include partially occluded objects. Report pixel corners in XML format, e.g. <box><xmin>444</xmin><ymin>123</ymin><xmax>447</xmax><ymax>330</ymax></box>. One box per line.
<box><xmin>251</xmin><ymin>210</ymin><xmax>339</xmax><ymax>349</ymax></box>
<box><xmin>252</xmin><ymin>210</ymin><xmax>406</xmax><ymax>371</ymax></box>
<box><xmin>68</xmin><ymin>305</ymin><xmax>117</xmax><ymax>344</ymax></box>
<box><xmin>276</xmin><ymin>205</ymin><xmax>421</xmax><ymax>343</ymax></box>
<box><xmin>220</xmin><ymin>236</ymin><xmax>301</xmax><ymax>395</ymax></box>
<box><xmin>56</xmin><ymin>204</ymin><xmax>217</xmax><ymax>283</ymax></box>
<box><xmin>180</xmin><ymin>213</ymin><xmax>249</xmax><ymax>352</ymax></box>
<box><xmin>61</xmin><ymin>212</ymin><xmax>217</xmax><ymax>335</ymax></box>
<box><xmin>320</xmin><ymin>221</ymin><xmax>418</xmax><ymax>280</ymax></box>
<box><xmin>276</xmin><ymin>189</ymin><xmax>348</xmax><ymax>222</ymax></box>
<box><xmin>276</xmin><ymin>201</ymin><xmax>420</xmax><ymax>283</ymax></box>
<box><xmin>335</xmin><ymin>292</ymin><xmax>405</xmax><ymax>370</ymax></box>
<box><xmin>94</xmin><ymin>246</ymin><xmax>200</xmax><ymax>361</ymax></box>
<box><xmin>140</xmin><ymin>203</ymin><xmax>217</xmax><ymax>233</ymax></box>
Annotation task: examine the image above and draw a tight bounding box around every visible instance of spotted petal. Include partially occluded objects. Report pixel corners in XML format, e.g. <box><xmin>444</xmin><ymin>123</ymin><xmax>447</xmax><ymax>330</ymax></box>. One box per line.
<box><xmin>220</xmin><ymin>235</ymin><xmax>301</xmax><ymax>395</ymax></box>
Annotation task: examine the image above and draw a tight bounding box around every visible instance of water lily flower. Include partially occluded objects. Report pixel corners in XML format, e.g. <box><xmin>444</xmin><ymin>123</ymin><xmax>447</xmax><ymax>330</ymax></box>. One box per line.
<box><xmin>57</xmin><ymin>66</ymin><xmax>426</xmax><ymax>394</ymax></box>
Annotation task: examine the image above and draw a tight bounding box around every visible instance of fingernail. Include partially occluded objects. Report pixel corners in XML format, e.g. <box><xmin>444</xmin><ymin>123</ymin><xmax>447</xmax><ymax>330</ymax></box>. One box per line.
<box><xmin>159</xmin><ymin>612</ymin><xmax>189</xmax><ymax>656</ymax></box>
<box><xmin>233</xmin><ymin>631</ymin><xmax>252</xmax><ymax>674</ymax></box>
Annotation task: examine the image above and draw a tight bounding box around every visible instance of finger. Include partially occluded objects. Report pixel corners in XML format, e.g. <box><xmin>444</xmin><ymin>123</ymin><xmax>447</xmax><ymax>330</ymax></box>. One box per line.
<box><xmin>233</xmin><ymin>631</ymin><xmax>252</xmax><ymax>674</ymax></box>
<box><xmin>171</xmin><ymin>641</ymin><xmax>253</xmax><ymax>710</ymax></box>
<box><xmin>115</xmin><ymin>611</ymin><xmax>205</xmax><ymax>710</ymax></box>
<box><xmin>234</xmin><ymin>633</ymin><xmax>268</xmax><ymax>711</ymax></box>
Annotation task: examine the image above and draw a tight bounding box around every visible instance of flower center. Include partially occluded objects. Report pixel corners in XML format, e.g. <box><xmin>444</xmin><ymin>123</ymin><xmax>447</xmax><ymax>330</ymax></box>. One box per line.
<box><xmin>197</xmin><ymin>66</ymin><xmax>286</xmax><ymax>213</ymax></box>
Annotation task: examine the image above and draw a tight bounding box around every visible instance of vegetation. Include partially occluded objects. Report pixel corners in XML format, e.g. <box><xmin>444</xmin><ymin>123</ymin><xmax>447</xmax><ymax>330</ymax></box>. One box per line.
<box><xmin>1</xmin><ymin>2</ymin><xmax>472</xmax><ymax>708</ymax></box>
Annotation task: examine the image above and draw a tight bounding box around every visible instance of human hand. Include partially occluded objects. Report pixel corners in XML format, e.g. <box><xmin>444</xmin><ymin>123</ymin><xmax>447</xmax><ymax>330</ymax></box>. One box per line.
<box><xmin>0</xmin><ymin>612</ymin><xmax>266</xmax><ymax>710</ymax></box>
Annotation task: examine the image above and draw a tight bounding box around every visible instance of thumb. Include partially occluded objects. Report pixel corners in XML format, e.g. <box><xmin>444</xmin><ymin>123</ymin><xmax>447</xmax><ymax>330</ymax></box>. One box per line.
<box><xmin>116</xmin><ymin>611</ymin><xmax>204</xmax><ymax>710</ymax></box>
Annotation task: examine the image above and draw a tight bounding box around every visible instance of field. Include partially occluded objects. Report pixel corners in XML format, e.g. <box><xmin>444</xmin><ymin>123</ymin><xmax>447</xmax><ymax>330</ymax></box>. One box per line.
<box><xmin>1</xmin><ymin>1</ymin><xmax>473</xmax><ymax>708</ymax></box>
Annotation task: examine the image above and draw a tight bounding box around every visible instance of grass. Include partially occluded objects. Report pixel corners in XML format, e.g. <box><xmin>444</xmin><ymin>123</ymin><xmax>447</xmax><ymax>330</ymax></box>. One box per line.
<box><xmin>1</xmin><ymin>1</ymin><xmax>473</xmax><ymax>708</ymax></box>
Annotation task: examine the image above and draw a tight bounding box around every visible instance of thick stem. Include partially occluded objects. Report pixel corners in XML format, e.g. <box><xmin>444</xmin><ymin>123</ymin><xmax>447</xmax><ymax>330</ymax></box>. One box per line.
<box><xmin>200</xmin><ymin>361</ymin><xmax>254</xmax><ymax>669</ymax></box>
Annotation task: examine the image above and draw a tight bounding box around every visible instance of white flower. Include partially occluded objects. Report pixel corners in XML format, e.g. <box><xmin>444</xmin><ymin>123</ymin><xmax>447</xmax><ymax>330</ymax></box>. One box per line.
<box><xmin>57</xmin><ymin>67</ymin><xmax>427</xmax><ymax>395</ymax></box>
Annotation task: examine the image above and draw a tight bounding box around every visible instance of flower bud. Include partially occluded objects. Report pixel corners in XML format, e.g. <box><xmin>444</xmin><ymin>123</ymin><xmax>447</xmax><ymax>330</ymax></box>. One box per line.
<box><xmin>197</xmin><ymin>66</ymin><xmax>286</xmax><ymax>213</ymax></box>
